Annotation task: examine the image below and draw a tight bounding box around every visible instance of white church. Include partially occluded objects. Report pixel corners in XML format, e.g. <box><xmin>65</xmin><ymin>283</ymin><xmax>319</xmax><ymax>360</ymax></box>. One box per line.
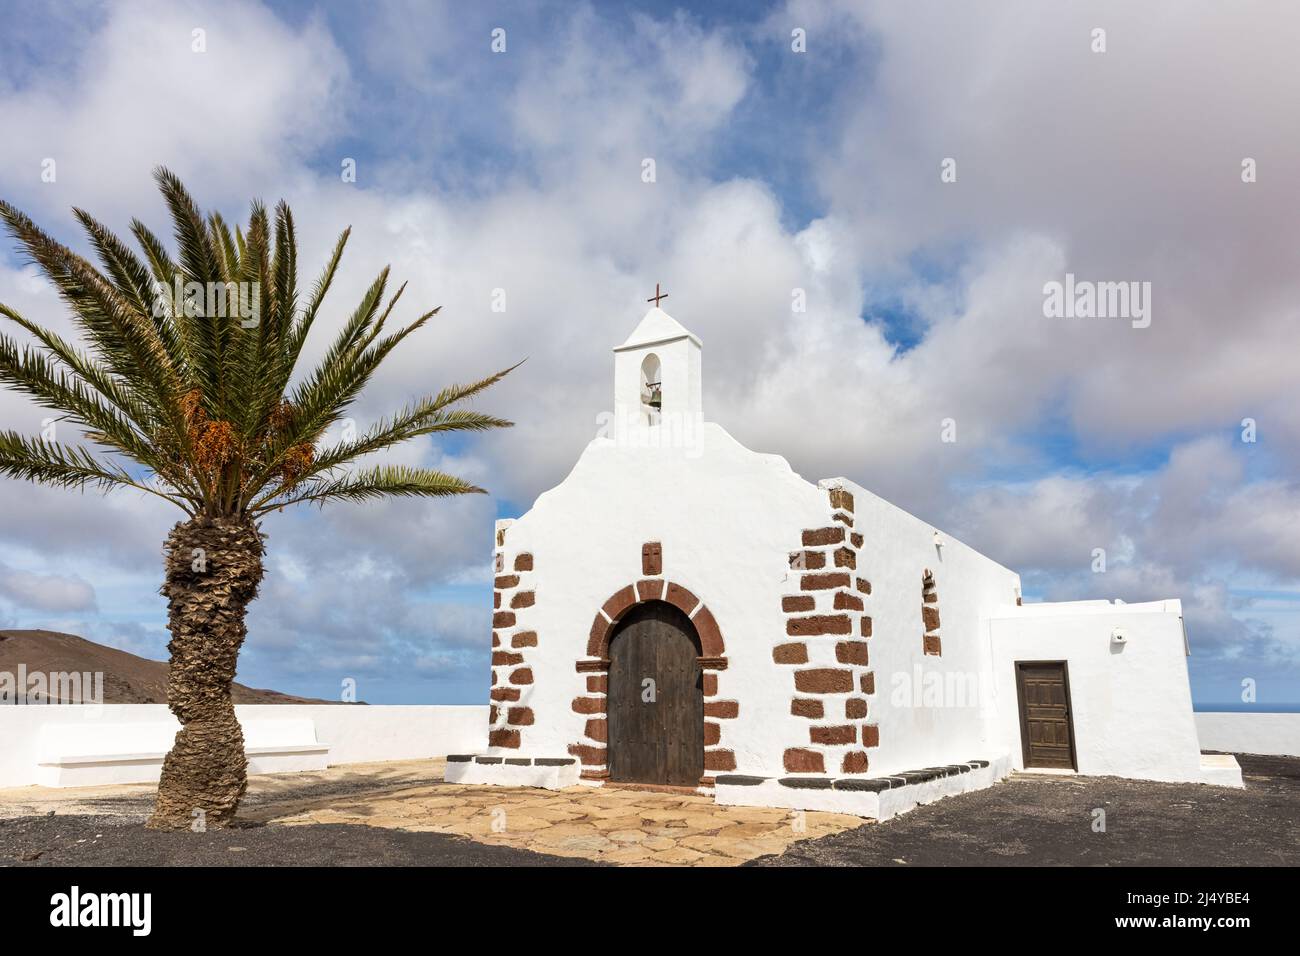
<box><xmin>447</xmin><ymin>303</ymin><xmax>1241</xmax><ymax>818</ymax></box>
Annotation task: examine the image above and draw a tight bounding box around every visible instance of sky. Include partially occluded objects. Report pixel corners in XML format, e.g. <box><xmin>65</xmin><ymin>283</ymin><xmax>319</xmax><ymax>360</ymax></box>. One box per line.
<box><xmin>0</xmin><ymin>0</ymin><xmax>1297</xmax><ymax>707</ymax></box>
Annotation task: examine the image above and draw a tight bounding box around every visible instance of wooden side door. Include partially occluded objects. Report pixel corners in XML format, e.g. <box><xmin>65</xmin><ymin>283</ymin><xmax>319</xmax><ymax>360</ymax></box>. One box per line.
<box><xmin>1015</xmin><ymin>661</ymin><xmax>1077</xmax><ymax>770</ymax></box>
<box><xmin>607</xmin><ymin>601</ymin><xmax>704</xmax><ymax>786</ymax></box>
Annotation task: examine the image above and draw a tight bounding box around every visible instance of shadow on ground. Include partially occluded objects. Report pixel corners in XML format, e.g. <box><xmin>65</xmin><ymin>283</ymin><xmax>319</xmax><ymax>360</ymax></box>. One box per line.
<box><xmin>0</xmin><ymin>815</ymin><xmax>604</xmax><ymax>867</ymax></box>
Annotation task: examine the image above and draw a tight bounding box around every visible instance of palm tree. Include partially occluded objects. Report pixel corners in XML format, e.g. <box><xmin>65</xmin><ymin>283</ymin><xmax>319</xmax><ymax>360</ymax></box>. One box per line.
<box><xmin>0</xmin><ymin>169</ymin><xmax>514</xmax><ymax>829</ymax></box>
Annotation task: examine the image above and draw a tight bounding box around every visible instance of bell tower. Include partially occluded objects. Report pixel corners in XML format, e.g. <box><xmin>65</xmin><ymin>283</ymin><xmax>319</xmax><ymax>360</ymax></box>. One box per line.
<box><xmin>613</xmin><ymin>298</ymin><xmax>702</xmax><ymax>428</ymax></box>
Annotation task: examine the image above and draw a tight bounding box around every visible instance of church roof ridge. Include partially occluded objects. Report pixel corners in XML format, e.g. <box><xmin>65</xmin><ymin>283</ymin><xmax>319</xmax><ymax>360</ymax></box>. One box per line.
<box><xmin>613</xmin><ymin>307</ymin><xmax>702</xmax><ymax>351</ymax></box>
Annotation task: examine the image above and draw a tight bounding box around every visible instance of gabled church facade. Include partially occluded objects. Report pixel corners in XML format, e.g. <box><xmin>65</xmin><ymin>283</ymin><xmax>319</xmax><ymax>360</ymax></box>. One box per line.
<box><xmin>446</xmin><ymin>306</ymin><xmax>1241</xmax><ymax>818</ymax></box>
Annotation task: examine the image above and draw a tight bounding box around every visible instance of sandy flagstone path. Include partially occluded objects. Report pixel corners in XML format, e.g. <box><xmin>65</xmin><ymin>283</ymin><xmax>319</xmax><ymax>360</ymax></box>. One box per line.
<box><xmin>0</xmin><ymin>759</ymin><xmax>869</xmax><ymax>866</ymax></box>
<box><xmin>268</xmin><ymin>784</ymin><xmax>868</xmax><ymax>866</ymax></box>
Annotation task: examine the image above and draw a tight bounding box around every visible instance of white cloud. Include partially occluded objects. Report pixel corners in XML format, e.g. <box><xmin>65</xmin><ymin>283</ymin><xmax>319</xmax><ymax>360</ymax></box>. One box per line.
<box><xmin>0</xmin><ymin>0</ymin><xmax>348</xmax><ymax>225</ymax></box>
<box><xmin>794</xmin><ymin>0</ymin><xmax>1300</xmax><ymax>455</ymax></box>
<box><xmin>0</xmin><ymin>561</ymin><xmax>97</xmax><ymax>612</ymax></box>
<box><xmin>0</xmin><ymin>0</ymin><xmax>1296</xmax><ymax>696</ymax></box>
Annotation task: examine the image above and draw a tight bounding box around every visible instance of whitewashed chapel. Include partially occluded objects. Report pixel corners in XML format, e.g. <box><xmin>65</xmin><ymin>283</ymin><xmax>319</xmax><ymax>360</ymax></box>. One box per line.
<box><xmin>447</xmin><ymin>304</ymin><xmax>1240</xmax><ymax>818</ymax></box>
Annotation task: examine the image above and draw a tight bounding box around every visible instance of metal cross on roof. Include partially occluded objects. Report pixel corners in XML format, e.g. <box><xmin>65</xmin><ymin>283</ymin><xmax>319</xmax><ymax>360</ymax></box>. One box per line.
<box><xmin>647</xmin><ymin>283</ymin><xmax>668</xmax><ymax>308</ymax></box>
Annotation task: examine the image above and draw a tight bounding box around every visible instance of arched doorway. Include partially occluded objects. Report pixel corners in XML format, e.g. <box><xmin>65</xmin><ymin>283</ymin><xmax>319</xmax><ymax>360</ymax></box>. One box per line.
<box><xmin>607</xmin><ymin>601</ymin><xmax>703</xmax><ymax>785</ymax></box>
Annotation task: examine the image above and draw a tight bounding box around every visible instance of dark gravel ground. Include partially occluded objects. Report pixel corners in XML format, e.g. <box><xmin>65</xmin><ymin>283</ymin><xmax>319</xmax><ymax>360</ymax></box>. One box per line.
<box><xmin>0</xmin><ymin>814</ymin><xmax>603</xmax><ymax>867</ymax></box>
<box><xmin>1</xmin><ymin>754</ymin><xmax>1293</xmax><ymax>867</ymax></box>
<box><xmin>750</xmin><ymin>754</ymin><xmax>1300</xmax><ymax>866</ymax></box>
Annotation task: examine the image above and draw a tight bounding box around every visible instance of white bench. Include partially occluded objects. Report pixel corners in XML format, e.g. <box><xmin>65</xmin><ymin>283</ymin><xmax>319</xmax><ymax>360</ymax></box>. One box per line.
<box><xmin>35</xmin><ymin>718</ymin><xmax>330</xmax><ymax>787</ymax></box>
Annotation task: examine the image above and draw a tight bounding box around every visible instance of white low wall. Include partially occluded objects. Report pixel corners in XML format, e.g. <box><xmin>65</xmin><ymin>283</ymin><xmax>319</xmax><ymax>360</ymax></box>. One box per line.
<box><xmin>1195</xmin><ymin>712</ymin><xmax>1300</xmax><ymax>757</ymax></box>
<box><xmin>0</xmin><ymin>704</ymin><xmax>488</xmax><ymax>789</ymax></box>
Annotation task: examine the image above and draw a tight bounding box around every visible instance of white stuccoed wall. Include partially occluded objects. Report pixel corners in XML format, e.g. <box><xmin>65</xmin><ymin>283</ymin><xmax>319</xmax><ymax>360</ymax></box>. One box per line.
<box><xmin>1195</xmin><ymin>712</ymin><xmax>1300</xmax><ymax>756</ymax></box>
<box><xmin>488</xmin><ymin>431</ymin><xmax>1027</xmax><ymax>778</ymax></box>
<box><xmin>483</xmin><ymin>308</ymin><xmax>1239</xmax><ymax>793</ymax></box>
<box><xmin>489</xmin><ymin>410</ymin><xmax>1211</xmax><ymax>783</ymax></box>
<box><xmin>497</xmin><ymin>307</ymin><xmax>1024</xmax><ymax>778</ymax></box>
<box><xmin>986</xmin><ymin>600</ymin><xmax>1209</xmax><ymax>782</ymax></box>
<box><xmin>0</xmin><ymin>704</ymin><xmax>488</xmax><ymax>788</ymax></box>
<box><xmin>492</xmin><ymin>422</ymin><xmax>831</xmax><ymax>774</ymax></box>
<box><xmin>834</xmin><ymin>479</ymin><xmax>1021</xmax><ymax>776</ymax></box>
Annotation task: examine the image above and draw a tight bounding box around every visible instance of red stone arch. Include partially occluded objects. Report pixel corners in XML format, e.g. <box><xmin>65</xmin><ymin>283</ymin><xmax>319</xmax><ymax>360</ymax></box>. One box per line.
<box><xmin>584</xmin><ymin>578</ymin><xmax>725</xmax><ymax>662</ymax></box>
<box><xmin>570</xmin><ymin>563</ymin><xmax>735</xmax><ymax>783</ymax></box>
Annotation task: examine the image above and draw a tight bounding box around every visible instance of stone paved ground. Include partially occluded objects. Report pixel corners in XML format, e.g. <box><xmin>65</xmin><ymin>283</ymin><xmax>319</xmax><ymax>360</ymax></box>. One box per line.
<box><xmin>261</xmin><ymin>781</ymin><xmax>863</xmax><ymax>866</ymax></box>
<box><xmin>0</xmin><ymin>759</ymin><xmax>865</xmax><ymax>867</ymax></box>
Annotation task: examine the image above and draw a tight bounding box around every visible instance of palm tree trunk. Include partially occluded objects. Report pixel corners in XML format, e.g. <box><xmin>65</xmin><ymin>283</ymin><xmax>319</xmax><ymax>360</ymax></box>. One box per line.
<box><xmin>146</xmin><ymin>515</ymin><xmax>265</xmax><ymax>830</ymax></box>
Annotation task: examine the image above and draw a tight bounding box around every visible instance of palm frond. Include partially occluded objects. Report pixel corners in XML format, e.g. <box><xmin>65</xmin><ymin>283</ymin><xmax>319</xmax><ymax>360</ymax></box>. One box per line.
<box><xmin>0</xmin><ymin>203</ymin><xmax>189</xmax><ymax>450</ymax></box>
<box><xmin>0</xmin><ymin>430</ymin><xmax>193</xmax><ymax>510</ymax></box>
<box><xmin>291</xmin><ymin>362</ymin><xmax>520</xmax><ymax>474</ymax></box>
<box><xmin>253</xmin><ymin>464</ymin><xmax>484</xmax><ymax>514</ymax></box>
<box><xmin>286</xmin><ymin>225</ymin><xmax>349</xmax><ymax>363</ymax></box>
<box><xmin>268</xmin><ymin>303</ymin><xmax>436</xmax><ymax>470</ymax></box>
<box><xmin>153</xmin><ymin>167</ymin><xmax>230</xmax><ymax>414</ymax></box>
<box><xmin>209</xmin><ymin>211</ymin><xmax>242</xmax><ymax>281</ymax></box>
<box><xmin>154</xmin><ymin>167</ymin><xmax>221</xmax><ymax>285</ymax></box>
<box><xmin>73</xmin><ymin>207</ymin><xmax>182</xmax><ymax>366</ymax></box>
<box><xmin>226</xmin><ymin>201</ymin><xmax>270</xmax><ymax>434</ymax></box>
<box><xmin>1</xmin><ymin>173</ymin><xmax>515</xmax><ymax>522</ymax></box>
<box><xmin>0</xmin><ymin>329</ymin><xmax>160</xmax><ymax>465</ymax></box>
<box><xmin>0</xmin><ymin>304</ymin><xmax>158</xmax><ymax>432</ymax></box>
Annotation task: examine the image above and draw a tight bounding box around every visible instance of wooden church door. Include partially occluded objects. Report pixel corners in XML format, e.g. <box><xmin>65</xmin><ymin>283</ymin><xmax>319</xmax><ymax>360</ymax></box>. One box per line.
<box><xmin>1015</xmin><ymin>661</ymin><xmax>1077</xmax><ymax>770</ymax></box>
<box><xmin>607</xmin><ymin>601</ymin><xmax>704</xmax><ymax>786</ymax></box>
